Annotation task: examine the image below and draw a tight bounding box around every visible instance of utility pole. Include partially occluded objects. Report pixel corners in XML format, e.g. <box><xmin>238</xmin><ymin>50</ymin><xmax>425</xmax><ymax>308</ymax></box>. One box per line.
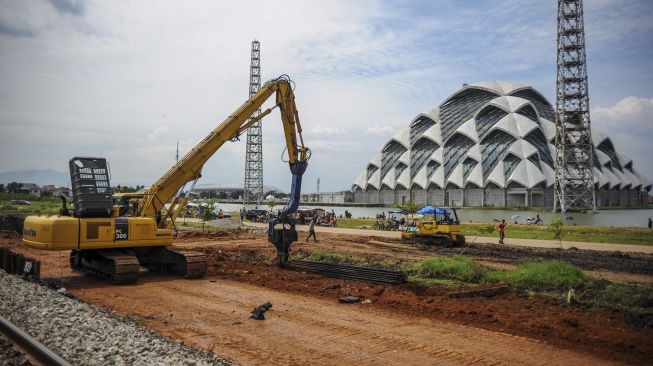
<box><xmin>553</xmin><ymin>0</ymin><xmax>596</xmax><ymax>212</ymax></box>
<box><xmin>243</xmin><ymin>40</ymin><xmax>263</xmax><ymax>207</ymax></box>
<box><xmin>316</xmin><ymin>177</ymin><xmax>320</xmax><ymax>203</ymax></box>
<box><xmin>176</xmin><ymin>141</ymin><xmax>179</xmax><ymax>163</ymax></box>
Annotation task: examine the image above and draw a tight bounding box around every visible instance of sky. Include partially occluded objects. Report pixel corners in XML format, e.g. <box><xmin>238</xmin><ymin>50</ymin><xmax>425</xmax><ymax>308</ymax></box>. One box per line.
<box><xmin>0</xmin><ymin>0</ymin><xmax>652</xmax><ymax>193</ymax></box>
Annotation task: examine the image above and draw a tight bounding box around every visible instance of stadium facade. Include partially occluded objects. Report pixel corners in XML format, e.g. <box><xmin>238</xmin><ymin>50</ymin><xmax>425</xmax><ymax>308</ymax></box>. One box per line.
<box><xmin>352</xmin><ymin>81</ymin><xmax>651</xmax><ymax>207</ymax></box>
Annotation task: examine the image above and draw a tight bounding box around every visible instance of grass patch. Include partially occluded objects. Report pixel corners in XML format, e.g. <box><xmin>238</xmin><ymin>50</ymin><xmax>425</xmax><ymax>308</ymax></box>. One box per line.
<box><xmin>335</xmin><ymin>218</ymin><xmax>376</xmax><ymax>229</ymax></box>
<box><xmin>412</xmin><ymin>255</ymin><xmax>487</xmax><ymax>283</ymax></box>
<box><xmin>406</xmin><ymin>275</ymin><xmax>463</xmax><ymax>289</ymax></box>
<box><xmin>602</xmin><ymin>283</ymin><xmax>653</xmax><ymax>308</ymax></box>
<box><xmin>0</xmin><ymin>193</ymin><xmax>62</xmax><ymax>216</ymax></box>
<box><xmin>580</xmin><ymin>282</ymin><xmax>653</xmax><ymax>328</ymax></box>
<box><xmin>488</xmin><ymin>260</ymin><xmax>592</xmax><ymax>290</ymax></box>
<box><xmin>410</xmin><ymin>255</ymin><xmax>591</xmax><ymax>292</ymax></box>
<box><xmin>461</xmin><ymin>223</ymin><xmax>653</xmax><ymax>246</ymax></box>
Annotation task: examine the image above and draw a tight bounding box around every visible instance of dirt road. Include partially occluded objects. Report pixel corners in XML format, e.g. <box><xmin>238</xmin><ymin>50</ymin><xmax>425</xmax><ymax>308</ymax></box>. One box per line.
<box><xmin>73</xmin><ymin>275</ymin><xmax>616</xmax><ymax>366</ymax></box>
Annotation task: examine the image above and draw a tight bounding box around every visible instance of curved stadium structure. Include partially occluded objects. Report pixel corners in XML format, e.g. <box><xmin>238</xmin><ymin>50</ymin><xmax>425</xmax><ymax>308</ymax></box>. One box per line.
<box><xmin>352</xmin><ymin>81</ymin><xmax>651</xmax><ymax>207</ymax></box>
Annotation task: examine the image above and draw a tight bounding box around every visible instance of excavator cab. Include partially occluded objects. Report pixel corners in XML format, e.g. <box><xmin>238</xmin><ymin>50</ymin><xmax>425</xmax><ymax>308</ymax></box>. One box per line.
<box><xmin>112</xmin><ymin>193</ymin><xmax>145</xmax><ymax>217</ymax></box>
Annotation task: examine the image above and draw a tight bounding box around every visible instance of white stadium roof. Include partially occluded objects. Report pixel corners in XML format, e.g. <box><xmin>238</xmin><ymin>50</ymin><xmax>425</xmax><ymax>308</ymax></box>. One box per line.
<box><xmin>354</xmin><ymin>81</ymin><xmax>651</xmax><ymax>192</ymax></box>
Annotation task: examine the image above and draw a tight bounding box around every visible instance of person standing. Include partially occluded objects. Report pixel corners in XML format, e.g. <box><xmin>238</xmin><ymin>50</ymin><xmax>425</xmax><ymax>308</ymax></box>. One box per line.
<box><xmin>648</xmin><ymin>217</ymin><xmax>652</xmax><ymax>229</ymax></box>
<box><xmin>306</xmin><ymin>215</ymin><xmax>318</xmax><ymax>242</ymax></box>
<box><xmin>498</xmin><ymin>219</ymin><xmax>506</xmax><ymax>244</ymax></box>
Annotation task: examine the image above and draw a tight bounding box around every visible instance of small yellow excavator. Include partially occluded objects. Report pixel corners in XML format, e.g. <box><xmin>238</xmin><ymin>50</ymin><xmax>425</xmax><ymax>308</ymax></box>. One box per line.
<box><xmin>22</xmin><ymin>75</ymin><xmax>310</xmax><ymax>283</ymax></box>
<box><xmin>401</xmin><ymin>207</ymin><xmax>465</xmax><ymax>247</ymax></box>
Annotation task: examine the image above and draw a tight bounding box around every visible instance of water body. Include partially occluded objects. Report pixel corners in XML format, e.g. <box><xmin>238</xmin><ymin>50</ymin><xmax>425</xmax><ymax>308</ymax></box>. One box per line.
<box><xmin>215</xmin><ymin>203</ymin><xmax>653</xmax><ymax>228</ymax></box>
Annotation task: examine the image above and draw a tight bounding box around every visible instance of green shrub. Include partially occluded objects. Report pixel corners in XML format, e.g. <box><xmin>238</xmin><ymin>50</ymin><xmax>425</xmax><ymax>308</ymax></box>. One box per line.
<box><xmin>496</xmin><ymin>260</ymin><xmax>590</xmax><ymax>290</ymax></box>
<box><xmin>414</xmin><ymin>255</ymin><xmax>486</xmax><ymax>282</ymax></box>
<box><xmin>603</xmin><ymin>283</ymin><xmax>653</xmax><ymax>308</ymax></box>
<box><xmin>478</xmin><ymin>223</ymin><xmax>495</xmax><ymax>235</ymax></box>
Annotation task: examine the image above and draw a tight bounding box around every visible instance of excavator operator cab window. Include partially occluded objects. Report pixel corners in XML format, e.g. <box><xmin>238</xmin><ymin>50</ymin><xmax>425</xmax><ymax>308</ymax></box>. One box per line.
<box><xmin>113</xmin><ymin>197</ymin><xmax>141</xmax><ymax>217</ymax></box>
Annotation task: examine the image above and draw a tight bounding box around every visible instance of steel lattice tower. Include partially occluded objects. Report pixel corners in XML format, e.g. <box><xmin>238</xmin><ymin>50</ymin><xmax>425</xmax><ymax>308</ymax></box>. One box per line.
<box><xmin>243</xmin><ymin>40</ymin><xmax>263</xmax><ymax>205</ymax></box>
<box><xmin>553</xmin><ymin>0</ymin><xmax>595</xmax><ymax>212</ymax></box>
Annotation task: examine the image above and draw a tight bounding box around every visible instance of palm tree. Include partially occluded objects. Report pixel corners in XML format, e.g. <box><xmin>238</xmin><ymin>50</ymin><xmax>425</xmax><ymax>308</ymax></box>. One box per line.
<box><xmin>396</xmin><ymin>201</ymin><xmax>420</xmax><ymax>220</ymax></box>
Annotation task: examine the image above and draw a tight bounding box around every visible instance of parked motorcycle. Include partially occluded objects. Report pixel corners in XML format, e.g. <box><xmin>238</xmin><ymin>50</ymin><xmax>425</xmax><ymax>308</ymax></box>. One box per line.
<box><xmin>525</xmin><ymin>216</ymin><xmax>543</xmax><ymax>225</ymax></box>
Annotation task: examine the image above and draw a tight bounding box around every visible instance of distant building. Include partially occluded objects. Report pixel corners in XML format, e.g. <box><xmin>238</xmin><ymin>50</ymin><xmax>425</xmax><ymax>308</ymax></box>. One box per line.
<box><xmin>53</xmin><ymin>187</ymin><xmax>72</xmax><ymax>200</ymax></box>
<box><xmin>352</xmin><ymin>81</ymin><xmax>651</xmax><ymax>207</ymax></box>
<box><xmin>19</xmin><ymin>183</ymin><xmax>41</xmax><ymax>197</ymax></box>
<box><xmin>302</xmin><ymin>191</ymin><xmax>354</xmax><ymax>204</ymax></box>
<box><xmin>42</xmin><ymin>184</ymin><xmax>56</xmax><ymax>192</ymax></box>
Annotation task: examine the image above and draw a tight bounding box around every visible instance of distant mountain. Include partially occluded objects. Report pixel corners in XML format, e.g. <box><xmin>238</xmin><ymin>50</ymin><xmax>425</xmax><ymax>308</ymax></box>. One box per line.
<box><xmin>0</xmin><ymin>169</ymin><xmax>69</xmax><ymax>187</ymax></box>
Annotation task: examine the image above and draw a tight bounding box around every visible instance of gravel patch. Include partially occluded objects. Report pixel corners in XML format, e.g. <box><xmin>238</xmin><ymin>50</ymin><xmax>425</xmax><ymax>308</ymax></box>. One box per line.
<box><xmin>205</xmin><ymin>218</ymin><xmax>248</xmax><ymax>230</ymax></box>
<box><xmin>204</xmin><ymin>219</ymin><xmax>266</xmax><ymax>234</ymax></box>
<box><xmin>0</xmin><ymin>271</ymin><xmax>235</xmax><ymax>366</ymax></box>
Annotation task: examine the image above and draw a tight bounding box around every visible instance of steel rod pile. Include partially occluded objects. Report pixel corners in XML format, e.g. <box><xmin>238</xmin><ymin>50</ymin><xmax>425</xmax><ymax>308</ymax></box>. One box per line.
<box><xmin>288</xmin><ymin>260</ymin><xmax>406</xmax><ymax>285</ymax></box>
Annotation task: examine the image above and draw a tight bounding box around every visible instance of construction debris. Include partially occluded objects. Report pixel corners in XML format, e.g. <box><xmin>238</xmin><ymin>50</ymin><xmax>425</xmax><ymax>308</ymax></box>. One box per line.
<box><xmin>250</xmin><ymin>302</ymin><xmax>273</xmax><ymax>320</ymax></box>
<box><xmin>323</xmin><ymin>284</ymin><xmax>341</xmax><ymax>291</ymax></box>
<box><xmin>338</xmin><ymin>296</ymin><xmax>361</xmax><ymax>304</ymax></box>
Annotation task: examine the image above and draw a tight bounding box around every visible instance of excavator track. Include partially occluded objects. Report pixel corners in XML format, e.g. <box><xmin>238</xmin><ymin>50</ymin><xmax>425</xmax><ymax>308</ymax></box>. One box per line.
<box><xmin>70</xmin><ymin>250</ymin><xmax>140</xmax><ymax>284</ymax></box>
<box><xmin>134</xmin><ymin>247</ymin><xmax>207</xmax><ymax>279</ymax></box>
<box><xmin>166</xmin><ymin>248</ymin><xmax>208</xmax><ymax>279</ymax></box>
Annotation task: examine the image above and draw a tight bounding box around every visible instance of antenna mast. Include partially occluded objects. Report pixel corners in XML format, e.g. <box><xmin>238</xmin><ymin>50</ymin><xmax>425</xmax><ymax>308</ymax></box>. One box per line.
<box><xmin>243</xmin><ymin>40</ymin><xmax>264</xmax><ymax>207</ymax></box>
<box><xmin>553</xmin><ymin>0</ymin><xmax>596</xmax><ymax>212</ymax></box>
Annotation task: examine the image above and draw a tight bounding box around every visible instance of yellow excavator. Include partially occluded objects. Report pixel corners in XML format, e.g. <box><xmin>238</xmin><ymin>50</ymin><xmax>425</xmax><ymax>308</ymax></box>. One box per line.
<box><xmin>22</xmin><ymin>75</ymin><xmax>310</xmax><ymax>283</ymax></box>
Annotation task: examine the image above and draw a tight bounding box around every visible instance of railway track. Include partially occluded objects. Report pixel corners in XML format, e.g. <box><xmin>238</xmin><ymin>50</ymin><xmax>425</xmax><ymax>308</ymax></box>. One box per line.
<box><xmin>288</xmin><ymin>260</ymin><xmax>406</xmax><ymax>285</ymax></box>
<box><xmin>0</xmin><ymin>315</ymin><xmax>71</xmax><ymax>366</ymax></box>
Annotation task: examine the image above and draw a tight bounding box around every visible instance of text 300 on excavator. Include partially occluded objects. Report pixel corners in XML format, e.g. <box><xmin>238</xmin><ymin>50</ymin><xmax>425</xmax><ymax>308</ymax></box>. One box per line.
<box><xmin>22</xmin><ymin>75</ymin><xmax>310</xmax><ymax>283</ymax></box>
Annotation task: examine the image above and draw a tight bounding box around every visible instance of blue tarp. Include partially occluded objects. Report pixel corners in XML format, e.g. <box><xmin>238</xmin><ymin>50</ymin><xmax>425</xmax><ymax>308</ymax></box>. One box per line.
<box><xmin>416</xmin><ymin>206</ymin><xmax>449</xmax><ymax>215</ymax></box>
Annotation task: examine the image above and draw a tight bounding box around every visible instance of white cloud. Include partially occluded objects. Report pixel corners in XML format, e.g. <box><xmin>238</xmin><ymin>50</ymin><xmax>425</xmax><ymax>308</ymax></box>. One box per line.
<box><xmin>592</xmin><ymin>96</ymin><xmax>653</xmax><ymax>178</ymax></box>
<box><xmin>147</xmin><ymin>126</ymin><xmax>170</xmax><ymax>142</ymax></box>
<box><xmin>366</xmin><ymin>126</ymin><xmax>394</xmax><ymax>134</ymax></box>
<box><xmin>310</xmin><ymin>125</ymin><xmax>346</xmax><ymax>135</ymax></box>
<box><xmin>593</xmin><ymin>96</ymin><xmax>653</xmax><ymax>123</ymax></box>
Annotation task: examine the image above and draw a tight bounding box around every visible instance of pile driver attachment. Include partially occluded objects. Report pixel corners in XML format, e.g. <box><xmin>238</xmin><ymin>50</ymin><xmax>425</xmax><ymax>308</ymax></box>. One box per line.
<box><xmin>268</xmin><ymin>160</ymin><xmax>307</xmax><ymax>265</ymax></box>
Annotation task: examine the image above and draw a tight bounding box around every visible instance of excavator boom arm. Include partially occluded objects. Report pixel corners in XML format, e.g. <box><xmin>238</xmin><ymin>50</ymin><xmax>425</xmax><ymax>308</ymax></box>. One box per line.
<box><xmin>139</xmin><ymin>76</ymin><xmax>309</xmax><ymax>224</ymax></box>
